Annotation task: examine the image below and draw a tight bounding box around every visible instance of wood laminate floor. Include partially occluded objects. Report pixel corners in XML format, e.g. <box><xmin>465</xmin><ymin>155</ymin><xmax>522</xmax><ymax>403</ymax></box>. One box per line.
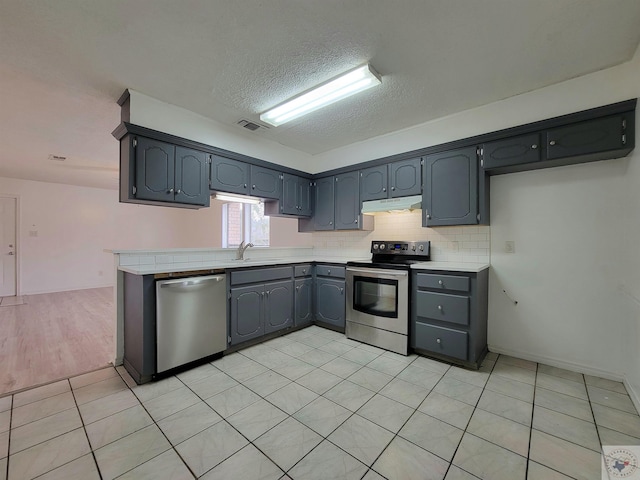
<box><xmin>0</xmin><ymin>287</ymin><xmax>114</xmax><ymax>396</ymax></box>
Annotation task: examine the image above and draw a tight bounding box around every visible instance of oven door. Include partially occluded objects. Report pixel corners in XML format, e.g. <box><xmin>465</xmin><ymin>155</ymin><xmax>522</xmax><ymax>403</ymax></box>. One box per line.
<box><xmin>346</xmin><ymin>267</ymin><xmax>409</xmax><ymax>335</ymax></box>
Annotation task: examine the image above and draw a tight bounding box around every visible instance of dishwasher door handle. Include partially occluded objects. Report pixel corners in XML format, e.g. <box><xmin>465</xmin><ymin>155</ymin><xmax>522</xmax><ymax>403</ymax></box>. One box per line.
<box><xmin>159</xmin><ymin>275</ymin><xmax>225</xmax><ymax>288</ymax></box>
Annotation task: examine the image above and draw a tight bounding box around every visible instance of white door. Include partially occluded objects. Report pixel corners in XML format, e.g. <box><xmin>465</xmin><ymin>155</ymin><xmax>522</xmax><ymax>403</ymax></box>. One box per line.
<box><xmin>0</xmin><ymin>197</ymin><xmax>17</xmax><ymax>297</ymax></box>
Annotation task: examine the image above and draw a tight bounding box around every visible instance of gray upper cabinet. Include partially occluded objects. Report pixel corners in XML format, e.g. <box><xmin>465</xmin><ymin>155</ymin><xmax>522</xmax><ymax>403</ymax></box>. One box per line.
<box><xmin>334</xmin><ymin>172</ymin><xmax>360</xmax><ymax>230</ymax></box>
<box><xmin>546</xmin><ymin>114</ymin><xmax>629</xmax><ymax>160</ymax></box>
<box><xmin>277</xmin><ymin>173</ymin><xmax>312</xmax><ymax>217</ymax></box>
<box><xmin>135</xmin><ymin>137</ymin><xmax>175</xmax><ymax>203</ymax></box>
<box><xmin>210</xmin><ymin>155</ymin><xmax>250</xmax><ymax>195</ymax></box>
<box><xmin>313</xmin><ymin>176</ymin><xmax>335</xmax><ymax>230</ymax></box>
<box><xmin>175</xmin><ymin>147</ymin><xmax>209</xmax><ymax>206</ymax></box>
<box><xmin>359</xmin><ymin>158</ymin><xmax>421</xmax><ymax>201</ymax></box>
<box><xmin>423</xmin><ymin>146</ymin><xmax>478</xmax><ymax>226</ymax></box>
<box><xmin>360</xmin><ymin>165</ymin><xmax>388</xmax><ymax>201</ymax></box>
<box><xmin>250</xmin><ymin>165</ymin><xmax>282</xmax><ymax>200</ymax></box>
<box><xmin>134</xmin><ymin>137</ymin><xmax>209</xmax><ymax>207</ymax></box>
<box><xmin>482</xmin><ymin>133</ymin><xmax>541</xmax><ymax>172</ymax></box>
<box><xmin>389</xmin><ymin>158</ymin><xmax>422</xmax><ymax>197</ymax></box>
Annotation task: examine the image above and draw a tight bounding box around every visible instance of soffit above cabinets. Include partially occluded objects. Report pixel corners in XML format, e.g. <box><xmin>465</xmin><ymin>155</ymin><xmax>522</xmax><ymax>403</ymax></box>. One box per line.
<box><xmin>1</xmin><ymin>1</ymin><xmax>640</xmax><ymax>189</ymax></box>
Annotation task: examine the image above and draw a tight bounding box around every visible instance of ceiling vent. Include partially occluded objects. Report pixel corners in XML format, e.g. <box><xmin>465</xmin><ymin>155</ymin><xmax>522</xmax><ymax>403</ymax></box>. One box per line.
<box><xmin>237</xmin><ymin>119</ymin><xmax>268</xmax><ymax>132</ymax></box>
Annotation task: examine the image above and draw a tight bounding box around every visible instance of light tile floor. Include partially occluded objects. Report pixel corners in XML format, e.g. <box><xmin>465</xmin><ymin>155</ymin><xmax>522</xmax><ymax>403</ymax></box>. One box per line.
<box><xmin>1</xmin><ymin>325</ymin><xmax>639</xmax><ymax>479</ymax></box>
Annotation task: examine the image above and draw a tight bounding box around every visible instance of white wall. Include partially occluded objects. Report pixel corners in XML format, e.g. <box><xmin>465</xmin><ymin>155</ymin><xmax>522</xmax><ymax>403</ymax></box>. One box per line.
<box><xmin>128</xmin><ymin>90</ymin><xmax>312</xmax><ymax>172</ymax></box>
<box><xmin>313</xmin><ymin>46</ymin><xmax>640</xmax><ymax>402</ymax></box>
<box><xmin>0</xmin><ymin>177</ymin><xmax>309</xmax><ymax>294</ymax></box>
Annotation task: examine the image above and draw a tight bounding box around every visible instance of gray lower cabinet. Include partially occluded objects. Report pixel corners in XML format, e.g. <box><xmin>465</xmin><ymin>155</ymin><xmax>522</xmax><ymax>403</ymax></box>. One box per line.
<box><xmin>315</xmin><ymin>265</ymin><xmax>346</xmax><ymax>329</ymax></box>
<box><xmin>295</xmin><ymin>278</ymin><xmax>313</xmax><ymax>327</ymax></box>
<box><xmin>229</xmin><ymin>267</ymin><xmax>294</xmax><ymax>345</ymax></box>
<box><xmin>423</xmin><ymin>146</ymin><xmax>484</xmax><ymax>227</ymax></box>
<box><xmin>411</xmin><ymin>269</ymin><xmax>488</xmax><ymax>368</ymax></box>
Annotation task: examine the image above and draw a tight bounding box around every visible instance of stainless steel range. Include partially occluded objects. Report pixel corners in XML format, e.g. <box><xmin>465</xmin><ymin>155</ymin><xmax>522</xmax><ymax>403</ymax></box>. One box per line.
<box><xmin>346</xmin><ymin>240</ymin><xmax>430</xmax><ymax>355</ymax></box>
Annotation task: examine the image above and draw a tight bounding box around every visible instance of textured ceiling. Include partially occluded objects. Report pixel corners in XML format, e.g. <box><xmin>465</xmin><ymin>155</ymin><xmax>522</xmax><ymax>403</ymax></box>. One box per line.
<box><xmin>1</xmin><ymin>1</ymin><xmax>640</xmax><ymax>188</ymax></box>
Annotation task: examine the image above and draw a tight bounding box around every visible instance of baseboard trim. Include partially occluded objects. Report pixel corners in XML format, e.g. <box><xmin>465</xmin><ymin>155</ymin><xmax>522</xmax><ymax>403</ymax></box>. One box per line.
<box><xmin>623</xmin><ymin>374</ymin><xmax>640</xmax><ymax>416</ymax></box>
<box><xmin>487</xmin><ymin>344</ymin><xmax>623</xmax><ymax>382</ymax></box>
<box><xmin>21</xmin><ymin>283</ymin><xmax>114</xmax><ymax>295</ymax></box>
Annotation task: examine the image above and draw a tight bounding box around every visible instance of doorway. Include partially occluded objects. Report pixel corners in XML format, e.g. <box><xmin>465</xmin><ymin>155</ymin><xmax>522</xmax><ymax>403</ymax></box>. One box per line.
<box><xmin>0</xmin><ymin>196</ymin><xmax>17</xmax><ymax>298</ymax></box>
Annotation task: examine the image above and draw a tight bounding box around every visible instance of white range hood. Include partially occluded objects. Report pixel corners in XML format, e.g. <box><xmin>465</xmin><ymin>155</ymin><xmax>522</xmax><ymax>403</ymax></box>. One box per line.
<box><xmin>361</xmin><ymin>195</ymin><xmax>422</xmax><ymax>214</ymax></box>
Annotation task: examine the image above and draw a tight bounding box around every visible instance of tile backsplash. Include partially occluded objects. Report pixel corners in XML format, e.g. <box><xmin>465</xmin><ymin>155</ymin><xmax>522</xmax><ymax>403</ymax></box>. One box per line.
<box><xmin>311</xmin><ymin>211</ymin><xmax>490</xmax><ymax>263</ymax></box>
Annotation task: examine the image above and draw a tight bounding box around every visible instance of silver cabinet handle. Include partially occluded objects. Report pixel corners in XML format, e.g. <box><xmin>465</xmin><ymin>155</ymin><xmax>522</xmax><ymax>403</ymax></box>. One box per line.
<box><xmin>549</xmin><ymin>140</ymin><xmax>556</xmax><ymax>146</ymax></box>
<box><xmin>426</xmin><ymin>214</ymin><xmax>431</xmax><ymax>219</ymax></box>
<box><xmin>436</xmin><ymin>338</ymin><xmax>441</xmax><ymax>344</ymax></box>
<box><xmin>340</xmin><ymin>288</ymin><xmax>344</xmax><ymax>294</ymax></box>
<box><xmin>296</xmin><ymin>286</ymin><xmax>300</xmax><ymax>292</ymax></box>
<box><xmin>329</xmin><ymin>221</ymin><xmax>333</xmax><ymax>225</ymax></box>
<box><xmin>168</xmin><ymin>188</ymin><xmax>174</xmax><ymax>193</ymax></box>
<box><xmin>244</xmin><ymin>183</ymin><xmax>247</xmax><ymax>188</ymax></box>
<box><xmin>391</xmin><ymin>186</ymin><xmax>396</xmax><ymax>191</ymax></box>
<box><xmin>355</xmin><ymin>219</ymin><xmax>358</xmax><ymax>224</ymax></box>
<box><xmin>252</xmin><ymin>184</ymin><xmax>256</xmax><ymax>189</ymax></box>
<box><xmin>438</xmin><ymin>280</ymin><xmax>443</xmax><ymax>285</ymax></box>
<box><xmin>531</xmin><ymin>144</ymin><xmax>538</xmax><ymax>149</ymax></box>
<box><xmin>327</xmin><ymin>270</ymin><xmax>331</xmax><ymax>274</ymax></box>
<box><xmin>383</xmin><ymin>187</ymin><xmax>387</xmax><ymax>192</ymax></box>
<box><xmin>176</xmin><ymin>189</ymin><xmax>181</xmax><ymax>194</ymax></box>
<box><xmin>302</xmin><ymin>269</ymin><xmax>306</xmax><ymax>274</ymax></box>
<box><xmin>438</xmin><ymin>305</ymin><xmax>443</xmax><ymax>311</ymax></box>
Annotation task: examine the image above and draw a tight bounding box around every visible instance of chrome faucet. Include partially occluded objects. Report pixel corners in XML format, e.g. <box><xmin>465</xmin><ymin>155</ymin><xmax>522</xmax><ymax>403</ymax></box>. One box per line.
<box><xmin>236</xmin><ymin>240</ymin><xmax>254</xmax><ymax>260</ymax></box>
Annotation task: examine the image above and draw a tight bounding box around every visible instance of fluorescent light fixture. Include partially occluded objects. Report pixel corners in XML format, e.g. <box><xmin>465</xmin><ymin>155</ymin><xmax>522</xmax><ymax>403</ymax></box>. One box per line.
<box><xmin>213</xmin><ymin>193</ymin><xmax>261</xmax><ymax>205</ymax></box>
<box><xmin>260</xmin><ymin>63</ymin><xmax>382</xmax><ymax>127</ymax></box>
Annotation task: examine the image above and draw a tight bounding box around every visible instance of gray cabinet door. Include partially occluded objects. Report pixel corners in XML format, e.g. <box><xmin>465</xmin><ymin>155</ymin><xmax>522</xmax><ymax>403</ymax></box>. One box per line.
<box><xmin>175</xmin><ymin>147</ymin><xmax>209</xmax><ymax>206</ymax></box>
<box><xmin>389</xmin><ymin>158</ymin><xmax>421</xmax><ymax>197</ymax></box>
<box><xmin>210</xmin><ymin>155</ymin><xmax>250</xmax><ymax>195</ymax></box>
<box><xmin>335</xmin><ymin>171</ymin><xmax>360</xmax><ymax>230</ymax></box>
<box><xmin>313</xmin><ymin>176</ymin><xmax>335</xmax><ymax>230</ymax></box>
<box><xmin>360</xmin><ymin>165</ymin><xmax>388</xmax><ymax>201</ymax></box>
<box><xmin>281</xmin><ymin>173</ymin><xmax>299</xmax><ymax>215</ymax></box>
<box><xmin>264</xmin><ymin>280</ymin><xmax>293</xmax><ymax>334</ymax></box>
<box><xmin>298</xmin><ymin>178</ymin><xmax>313</xmax><ymax>217</ymax></box>
<box><xmin>251</xmin><ymin>165</ymin><xmax>282</xmax><ymax>200</ymax></box>
<box><xmin>295</xmin><ymin>278</ymin><xmax>313</xmax><ymax>327</ymax></box>
<box><xmin>315</xmin><ymin>278</ymin><xmax>345</xmax><ymax>327</ymax></box>
<box><xmin>135</xmin><ymin>137</ymin><xmax>175</xmax><ymax>202</ymax></box>
<box><xmin>423</xmin><ymin>147</ymin><xmax>478</xmax><ymax>226</ymax></box>
<box><xmin>546</xmin><ymin>115</ymin><xmax>626</xmax><ymax>160</ymax></box>
<box><xmin>482</xmin><ymin>134</ymin><xmax>541</xmax><ymax>171</ymax></box>
<box><xmin>230</xmin><ymin>284</ymin><xmax>264</xmax><ymax>344</ymax></box>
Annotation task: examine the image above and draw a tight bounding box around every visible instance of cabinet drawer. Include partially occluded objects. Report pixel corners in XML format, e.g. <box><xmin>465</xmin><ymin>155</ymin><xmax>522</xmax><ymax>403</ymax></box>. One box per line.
<box><xmin>230</xmin><ymin>266</ymin><xmax>292</xmax><ymax>286</ymax></box>
<box><xmin>315</xmin><ymin>265</ymin><xmax>346</xmax><ymax>278</ymax></box>
<box><xmin>294</xmin><ymin>264</ymin><xmax>313</xmax><ymax>277</ymax></box>
<box><xmin>413</xmin><ymin>322</ymin><xmax>468</xmax><ymax>360</ymax></box>
<box><xmin>416</xmin><ymin>273</ymin><xmax>469</xmax><ymax>292</ymax></box>
<box><xmin>416</xmin><ymin>291</ymin><xmax>469</xmax><ymax>326</ymax></box>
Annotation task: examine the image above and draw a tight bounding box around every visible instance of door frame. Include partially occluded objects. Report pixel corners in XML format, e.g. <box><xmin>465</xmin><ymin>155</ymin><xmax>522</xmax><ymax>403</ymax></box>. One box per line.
<box><xmin>0</xmin><ymin>194</ymin><xmax>20</xmax><ymax>297</ymax></box>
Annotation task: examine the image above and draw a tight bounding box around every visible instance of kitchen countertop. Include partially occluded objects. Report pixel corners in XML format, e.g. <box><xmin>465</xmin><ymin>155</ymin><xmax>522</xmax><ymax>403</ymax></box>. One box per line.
<box><xmin>119</xmin><ymin>257</ymin><xmax>489</xmax><ymax>275</ymax></box>
<box><xmin>118</xmin><ymin>256</ymin><xmax>366</xmax><ymax>275</ymax></box>
<box><xmin>411</xmin><ymin>261</ymin><xmax>490</xmax><ymax>272</ymax></box>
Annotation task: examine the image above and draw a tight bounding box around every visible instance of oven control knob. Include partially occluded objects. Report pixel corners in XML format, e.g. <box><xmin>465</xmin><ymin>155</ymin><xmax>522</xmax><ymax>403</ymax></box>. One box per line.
<box><xmin>373</xmin><ymin>244</ymin><xmax>379</xmax><ymax>250</ymax></box>
<box><xmin>419</xmin><ymin>245</ymin><xmax>424</xmax><ymax>251</ymax></box>
<box><xmin>411</xmin><ymin>245</ymin><xmax>416</xmax><ymax>251</ymax></box>
<box><xmin>379</xmin><ymin>243</ymin><xmax>386</xmax><ymax>250</ymax></box>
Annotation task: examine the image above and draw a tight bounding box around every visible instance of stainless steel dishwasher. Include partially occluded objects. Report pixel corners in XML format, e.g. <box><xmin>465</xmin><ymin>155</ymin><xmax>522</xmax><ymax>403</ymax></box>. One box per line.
<box><xmin>156</xmin><ymin>274</ymin><xmax>227</xmax><ymax>373</ymax></box>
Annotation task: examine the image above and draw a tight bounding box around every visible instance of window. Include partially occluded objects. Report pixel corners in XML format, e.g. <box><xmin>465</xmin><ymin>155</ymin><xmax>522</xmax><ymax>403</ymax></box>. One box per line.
<box><xmin>222</xmin><ymin>202</ymin><xmax>269</xmax><ymax>247</ymax></box>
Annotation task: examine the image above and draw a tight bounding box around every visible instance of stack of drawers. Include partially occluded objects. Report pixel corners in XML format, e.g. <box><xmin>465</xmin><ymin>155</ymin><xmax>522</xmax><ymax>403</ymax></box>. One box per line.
<box><xmin>411</xmin><ymin>269</ymin><xmax>488</xmax><ymax>368</ymax></box>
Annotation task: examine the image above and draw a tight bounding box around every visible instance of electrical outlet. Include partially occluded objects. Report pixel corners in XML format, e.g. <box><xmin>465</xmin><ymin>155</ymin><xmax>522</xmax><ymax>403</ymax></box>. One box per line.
<box><xmin>505</xmin><ymin>241</ymin><xmax>515</xmax><ymax>254</ymax></box>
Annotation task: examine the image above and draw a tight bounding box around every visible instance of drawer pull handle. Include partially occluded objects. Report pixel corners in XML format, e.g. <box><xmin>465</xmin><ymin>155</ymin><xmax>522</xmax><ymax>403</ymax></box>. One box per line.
<box><xmin>531</xmin><ymin>144</ymin><xmax>538</xmax><ymax>149</ymax></box>
<box><xmin>438</xmin><ymin>305</ymin><xmax>443</xmax><ymax>311</ymax></box>
<box><xmin>302</xmin><ymin>269</ymin><xmax>306</xmax><ymax>274</ymax></box>
<box><xmin>340</xmin><ymin>288</ymin><xmax>344</xmax><ymax>294</ymax></box>
<box><xmin>549</xmin><ymin>140</ymin><xmax>556</xmax><ymax>146</ymax></box>
<box><xmin>328</xmin><ymin>270</ymin><xmax>331</xmax><ymax>274</ymax></box>
<box><xmin>438</xmin><ymin>280</ymin><xmax>443</xmax><ymax>285</ymax></box>
<box><xmin>295</xmin><ymin>286</ymin><xmax>300</xmax><ymax>292</ymax></box>
<box><xmin>436</xmin><ymin>338</ymin><xmax>441</xmax><ymax>344</ymax></box>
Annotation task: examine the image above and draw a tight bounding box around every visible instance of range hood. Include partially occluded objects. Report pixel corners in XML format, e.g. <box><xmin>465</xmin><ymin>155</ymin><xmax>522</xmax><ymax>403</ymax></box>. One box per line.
<box><xmin>361</xmin><ymin>195</ymin><xmax>422</xmax><ymax>214</ymax></box>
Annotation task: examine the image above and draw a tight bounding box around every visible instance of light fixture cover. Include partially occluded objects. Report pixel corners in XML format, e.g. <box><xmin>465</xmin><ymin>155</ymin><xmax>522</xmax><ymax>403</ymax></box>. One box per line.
<box><xmin>213</xmin><ymin>193</ymin><xmax>262</xmax><ymax>204</ymax></box>
<box><xmin>260</xmin><ymin>63</ymin><xmax>381</xmax><ymax>127</ymax></box>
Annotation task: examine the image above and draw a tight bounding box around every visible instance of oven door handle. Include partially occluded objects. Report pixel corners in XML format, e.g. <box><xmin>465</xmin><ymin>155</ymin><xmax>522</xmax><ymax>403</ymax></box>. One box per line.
<box><xmin>346</xmin><ymin>267</ymin><xmax>408</xmax><ymax>277</ymax></box>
